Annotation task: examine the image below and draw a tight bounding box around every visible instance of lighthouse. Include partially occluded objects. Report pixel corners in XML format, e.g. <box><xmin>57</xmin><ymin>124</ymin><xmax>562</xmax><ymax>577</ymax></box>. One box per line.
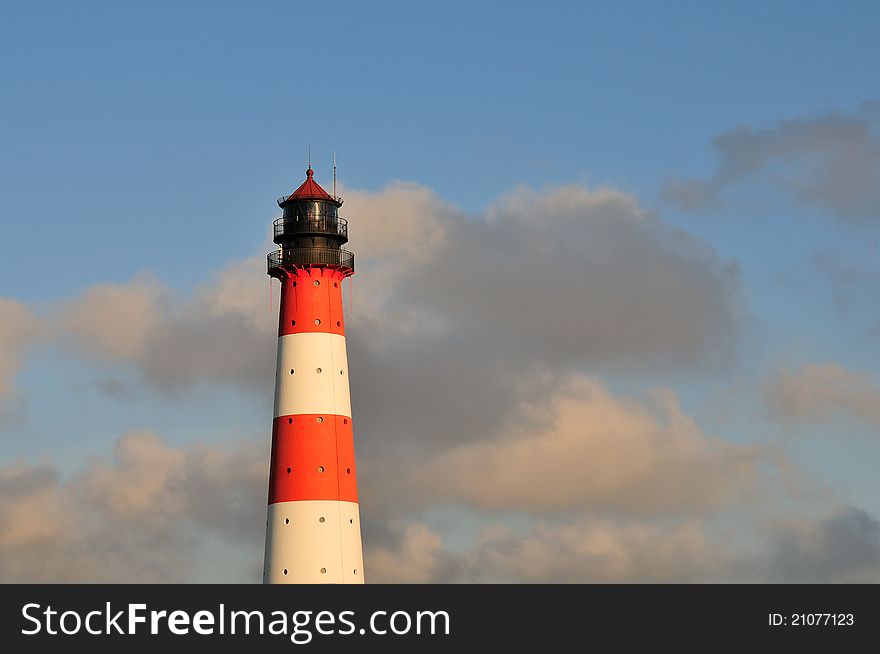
<box><xmin>262</xmin><ymin>166</ymin><xmax>364</xmax><ymax>584</ymax></box>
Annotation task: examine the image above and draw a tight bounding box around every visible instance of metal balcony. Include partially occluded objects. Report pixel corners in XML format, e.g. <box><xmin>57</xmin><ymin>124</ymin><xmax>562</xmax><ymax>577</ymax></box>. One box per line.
<box><xmin>273</xmin><ymin>215</ymin><xmax>348</xmax><ymax>242</ymax></box>
<box><xmin>267</xmin><ymin>248</ymin><xmax>355</xmax><ymax>274</ymax></box>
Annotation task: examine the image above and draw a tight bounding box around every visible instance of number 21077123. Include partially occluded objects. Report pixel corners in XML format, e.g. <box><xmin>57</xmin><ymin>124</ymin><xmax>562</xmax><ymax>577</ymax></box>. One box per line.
<box><xmin>769</xmin><ymin>613</ymin><xmax>854</xmax><ymax>627</ymax></box>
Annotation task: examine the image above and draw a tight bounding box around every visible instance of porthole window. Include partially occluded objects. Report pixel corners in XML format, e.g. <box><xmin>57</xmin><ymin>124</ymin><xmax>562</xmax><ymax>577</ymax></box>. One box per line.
<box><xmin>334</xmin><ymin>282</ymin><xmax>338</xmax><ymax>288</ymax></box>
<box><xmin>320</xmin><ymin>567</ymin><xmax>327</xmax><ymax>574</ymax></box>
<box><xmin>319</xmin><ymin>517</ymin><xmax>326</xmax><ymax>523</ymax></box>
<box><xmin>336</xmin><ymin>320</ymin><xmax>341</xmax><ymax>327</ymax></box>
<box><xmin>353</xmin><ymin>569</ymin><xmax>358</xmax><ymax>575</ymax></box>
<box><xmin>291</xmin><ymin>320</ymin><xmax>296</xmax><ymax>327</ymax></box>
<box><xmin>285</xmin><ymin>518</ymin><xmax>290</xmax><ymax>525</ymax></box>
<box><xmin>283</xmin><ymin>568</ymin><xmax>288</xmax><ymax>575</ymax></box>
<box><xmin>288</xmin><ymin>417</ymin><xmax>293</xmax><ymax>424</ymax></box>
<box><xmin>316</xmin><ymin>367</ymin><xmax>323</xmax><ymax>374</ymax></box>
<box><xmin>287</xmin><ymin>467</ymin><xmax>292</xmax><ymax>474</ymax></box>
<box><xmin>292</xmin><ymin>281</ymin><xmax>297</xmax><ymax>287</ymax></box>
<box><xmin>316</xmin><ymin>416</ymin><xmax>324</xmax><ymax>423</ymax></box>
<box><xmin>343</xmin><ymin>419</ymin><xmax>348</xmax><ymax>425</ymax></box>
<box><xmin>346</xmin><ymin>467</ymin><xmax>351</xmax><ymax>474</ymax></box>
<box><xmin>289</xmin><ymin>368</ymin><xmax>295</xmax><ymax>375</ymax></box>
<box><xmin>314</xmin><ymin>319</ymin><xmax>321</xmax><ymax>326</ymax></box>
<box><xmin>349</xmin><ymin>518</ymin><xmax>353</xmax><ymax>524</ymax></box>
<box><xmin>314</xmin><ymin>280</ymin><xmax>320</xmax><ymax>287</ymax></box>
<box><xmin>339</xmin><ymin>369</ymin><xmax>344</xmax><ymax>375</ymax></box>
<box><xmin>317</xmin><ymin>466</ymin><xmax>325</xmax><ymax>473</ymax></box>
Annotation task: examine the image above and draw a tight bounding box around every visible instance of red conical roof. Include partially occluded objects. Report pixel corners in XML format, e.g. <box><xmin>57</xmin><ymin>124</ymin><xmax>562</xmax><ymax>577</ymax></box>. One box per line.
<box><xmin>280</xmin><ymin>167</ymin><xmax>337</xmax><ymax>205</ymax></box>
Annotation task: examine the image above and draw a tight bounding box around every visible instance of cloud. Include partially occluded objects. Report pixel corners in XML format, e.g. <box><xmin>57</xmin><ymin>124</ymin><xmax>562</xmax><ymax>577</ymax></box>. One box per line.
<box><xmin>55</xmin><ymin>259</ymin><xmax>277</xmax><ymax>393</ymax></box>
<box><xmin>80</xmin><ymin>378</ymin><xmax>138</xmax><ymax>401</ymax></box>
<box><xmin>341</xmin><ymin>182</ymin><xmax>743</xmax><ymax>456</ymax></box>
<box><xmin>813</xmin><ymin>244</ymin><xmax>879</xmax><ymax>312</ymax></box>
<box><xmin>663</xmin><ymin>102</ymin><xmax>880</xmax><ymax>221</ymax></box>
<box><xmin>1</xmin><ymin>428</ymin><xmax>874</xmax><ymax>583</ymax></box>
<box><xmin>364</xmin><ymin>522</ymin><xmax>456</xmax><ymax>584</ymax></box>
<box><xmin>767</xmin><ymin>507</ymin><xmax>880</xmax><ymax>583</ymax></box>
<box><xmin>342</xmin><ymin>181</ymin><xmax>451</xmax><ymax>264</ymax></box>
<box><xmin>0</xmin><ymin>431</ymin><xmax>266</xmax><ymax>582</ymax></box>
<box><xmin>366</xmin><ymin>507</ymin><xmax>880</xmax><ymax>583</ymax></box>
<box><xmin>59</xmin><ymin>272</ymin><xmax>164</xmax><ymax>361</ymax></box>
<box><xmin>764</xmin><ymin>363</ymin><xmax>880</xmax><ymax>427</ymax></box>
<box><xmin>364</xmin><ymin>517</ymin><xmax>743</xmax><ymax>583</ymax></box>
<box><xmin>0</xmin><ymin>299</ymin><xmax>39</xmax><ymax>420</ymax></box>
<box><xmin>387</xmin><ymin>375</ymin><xmax>766</xmax><ymax>515</ymax></box>
<box><xmin>457</xmin><ymin>519</ymin><xmax>743</xmax><ymax>583</ymax></box>
<box><xmin>350</xmin><ymin>182</ymin><xmax>743</xmax><ymax>372</ymax></box>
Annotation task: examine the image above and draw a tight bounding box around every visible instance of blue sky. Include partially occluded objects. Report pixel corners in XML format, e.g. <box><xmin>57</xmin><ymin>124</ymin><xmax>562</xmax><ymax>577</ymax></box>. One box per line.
<box><xmin>1</xmin><ymin>2</ymin><xmax>879</xmax><ymax>582</ymax></box>
<box><xmin>3</xmin><ymin>1</ymin><xmax>878</xmax><ymax>296</ymax></box>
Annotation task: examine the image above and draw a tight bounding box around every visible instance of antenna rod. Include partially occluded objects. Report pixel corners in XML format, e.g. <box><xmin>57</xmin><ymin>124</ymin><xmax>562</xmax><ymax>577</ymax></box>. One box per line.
<box><xmin>333</xmin><ymin>151</ymin><xmax>337</xmax><ymax>197</ymax></box>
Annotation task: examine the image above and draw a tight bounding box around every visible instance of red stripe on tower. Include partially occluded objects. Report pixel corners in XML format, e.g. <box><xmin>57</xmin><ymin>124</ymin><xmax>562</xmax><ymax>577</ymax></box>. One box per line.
<box><xmin>263</xmin><ymin>167</ymin><xmax>363</xmax><ymax>584</ymax></box>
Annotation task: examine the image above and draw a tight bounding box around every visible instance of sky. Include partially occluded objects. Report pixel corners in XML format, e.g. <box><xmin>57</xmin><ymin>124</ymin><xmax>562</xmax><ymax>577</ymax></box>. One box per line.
<box><xmin>1</xmin><ymin>1</ymin><xmax>880</xmax><ymax>582</ymax></box>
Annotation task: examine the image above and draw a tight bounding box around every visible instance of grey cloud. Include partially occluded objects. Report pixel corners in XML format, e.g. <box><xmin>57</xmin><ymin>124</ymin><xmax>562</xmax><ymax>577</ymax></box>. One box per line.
<box><xmin>363</xmin><ymin>184</ymin><xmax>743</xmax><ymax>372</ymax></box>
<box><xmin>138</xmin><ymin>312</ymin><xmax>275</xmax><ymax>392</ymax></box>
<box><xmin>453</xmin><ymin>519</ymin><xmax>747</xmax><ymax>583</ymax></box>
<box><xmin>812</xmin><ymin>243</ymin><xmax>880</xmax><ymax>319</ymax></box>
<box><xmin>80</xmin><ymin>378</ymin><xmax>138</xmax><ymax>401</ymax></box>
<box><xmin>366</xmin><ymin>507</ymin><xmax>880</xmax><ymax>583</ymax></box>
<box><xmin>55</xmin><ymin>261</ymin><xmax>277</xmax><ymax>395</ymax></box>
<box><xmin>768</xmin><ymin>507</ymin><xmax>880</xmax><ymax>583</ymax></box>
<box><xmin>364</xmin><ymin>522</ymin><xmax>460</xmax><ymax>584</ymax></box>
<box><xmin>344</xmin><ymin>183</ymin><xmax>743</xmax><ymax>455</ymax></box>
<box><xmin>663</xmin><ymin>102</ymin><xmax>880</xmax><ymax>221</ymax></box>
<box><xmin>763</xmin><ymin>363</ymin><xmax>880</xmax><ymax>428</ymax></box>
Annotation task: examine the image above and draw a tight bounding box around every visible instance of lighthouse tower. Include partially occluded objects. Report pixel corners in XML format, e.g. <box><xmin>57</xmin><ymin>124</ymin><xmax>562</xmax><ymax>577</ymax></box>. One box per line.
<box><xmin>262</xmin><ymin>166</ymin><xmax>364</xmax><ymax>584</ymax></box>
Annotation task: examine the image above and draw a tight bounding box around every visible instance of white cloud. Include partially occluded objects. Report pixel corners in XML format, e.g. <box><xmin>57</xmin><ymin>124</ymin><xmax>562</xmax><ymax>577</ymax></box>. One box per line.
<box><xmin>398</xmin><ymin>375</ymin><xmax>766</xmax><ymax>514</ymax></box>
